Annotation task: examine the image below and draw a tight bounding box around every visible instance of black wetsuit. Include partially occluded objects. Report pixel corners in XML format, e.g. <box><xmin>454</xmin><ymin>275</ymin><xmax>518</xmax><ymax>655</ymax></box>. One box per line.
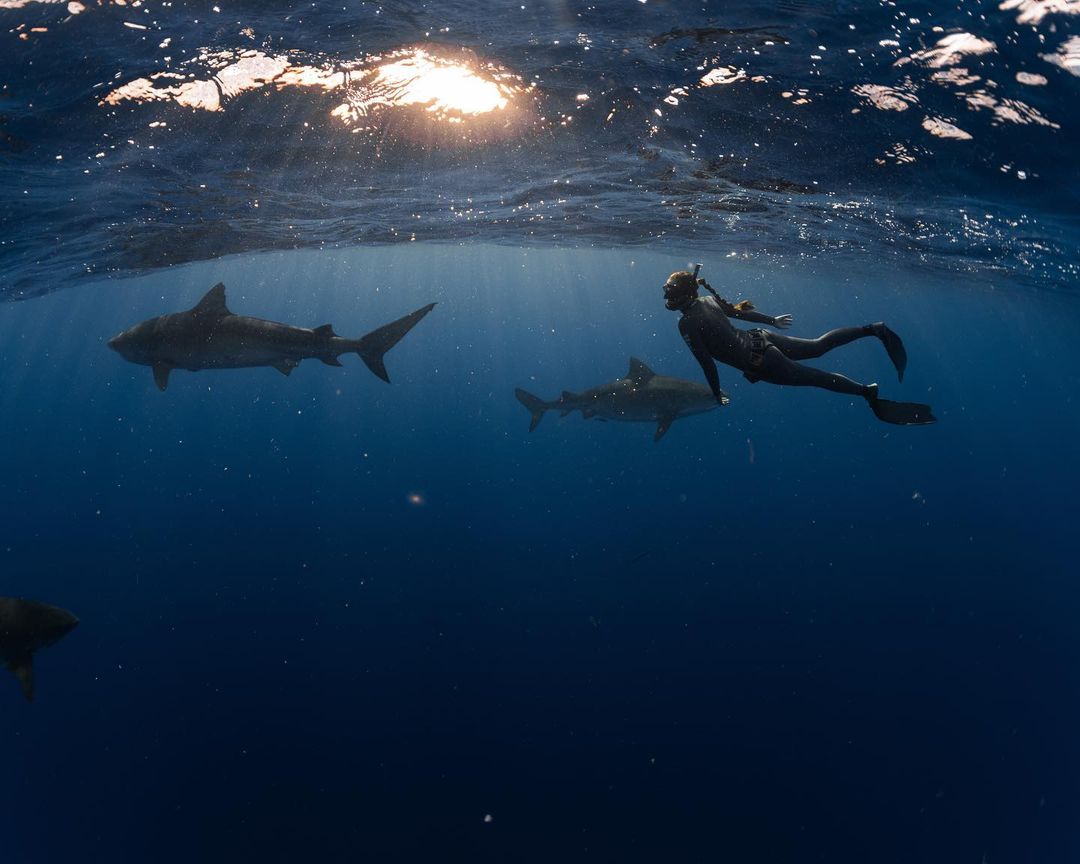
<box><xmin>678</xmin><ymin>295</ymin><xmax>875</xmax><ymax>402</ymax></box>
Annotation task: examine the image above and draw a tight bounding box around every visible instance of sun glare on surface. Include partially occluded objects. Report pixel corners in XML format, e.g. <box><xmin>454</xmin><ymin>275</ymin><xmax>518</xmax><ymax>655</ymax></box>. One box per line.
<box><xmin>369</xmin><ymin>49</ymin><xmax>511</xmax><ymax>116</ymax></box>
<box><xmin>100</xmin><ymin>44</ymin><xmax>531</xmax><ymax>142</ymax></box>
<box><xmin>331</xmin><ymin>46</ymin><xmax>529</xmax><ymax>133</ymax></box>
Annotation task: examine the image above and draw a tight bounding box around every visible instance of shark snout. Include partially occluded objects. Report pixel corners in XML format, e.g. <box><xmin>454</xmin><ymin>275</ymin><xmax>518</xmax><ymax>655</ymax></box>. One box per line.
<box><xmin>107</xmin><ymin>331</ymin><xmax>137</xmax><ymax>356</ymax></box>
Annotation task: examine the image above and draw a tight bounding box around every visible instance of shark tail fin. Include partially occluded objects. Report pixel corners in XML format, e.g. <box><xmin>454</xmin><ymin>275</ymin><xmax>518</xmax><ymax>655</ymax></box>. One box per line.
<box><xmin>514</xmin><ymin>388</ymin><xmax>551</xmax><ymax>432</ymax></box>
<box><xmin>354</xmin><ymin>303</ymin><xmax>436</xmax><ymax>383</ymax></box>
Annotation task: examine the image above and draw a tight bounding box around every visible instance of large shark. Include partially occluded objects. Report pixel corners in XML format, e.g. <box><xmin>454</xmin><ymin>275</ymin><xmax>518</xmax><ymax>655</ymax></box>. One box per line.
<box><xmin>515</xmin><ymin>357</ymin><xmax>727</xmax><ymax>442</ymax></box>
<box><xmin>108</xmin><ymin>283</ymin><xmax>435</xmax><ymax>391</ymax></box>
<box><xmin>0</xmin><ymin>597</ymin><xmax>79</xmax><ymax>702</ymax></box>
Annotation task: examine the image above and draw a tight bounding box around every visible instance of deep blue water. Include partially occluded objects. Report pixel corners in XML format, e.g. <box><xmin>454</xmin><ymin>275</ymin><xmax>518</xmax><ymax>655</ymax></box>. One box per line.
<box><xmin>1</xmin><ymin>244</ymin><xmax>1079</xmax><ymax>862</ymax></box>
<box><xmin>3</xmin><ymin>0</ymin><xmax>1080</xmax><ymax>861</ymax></box>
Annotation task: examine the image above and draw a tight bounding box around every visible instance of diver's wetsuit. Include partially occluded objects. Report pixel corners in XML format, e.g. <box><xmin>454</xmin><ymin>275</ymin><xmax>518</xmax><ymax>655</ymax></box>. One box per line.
<box><xmin>677</xmin><ymin>295</ymin><xmax>876</xmax><ymax>402</ymax></box>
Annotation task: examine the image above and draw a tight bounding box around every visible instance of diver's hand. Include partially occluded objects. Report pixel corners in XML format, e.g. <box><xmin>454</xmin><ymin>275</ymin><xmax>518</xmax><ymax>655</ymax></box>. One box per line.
<box><xmin>772</xmin><ymin>314</ymin><xmax>794</xmax><ymax>329</ymax></box>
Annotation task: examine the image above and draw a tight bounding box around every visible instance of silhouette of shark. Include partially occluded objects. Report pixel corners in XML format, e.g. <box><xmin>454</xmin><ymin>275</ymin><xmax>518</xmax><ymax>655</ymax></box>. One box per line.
<box><xmin>0</xmin><ymin>597</ymin><xmax>78</xmax><ymax>701</ymax></box>
<box><xmin>516</xmin><ymin>357</ymin><xmax>725</xmax><ymax>442</ymax></box>
<box><xmin>109</xmin><ymin>283</ymin><xmax>435</xmax><ymax>390</ymax></box>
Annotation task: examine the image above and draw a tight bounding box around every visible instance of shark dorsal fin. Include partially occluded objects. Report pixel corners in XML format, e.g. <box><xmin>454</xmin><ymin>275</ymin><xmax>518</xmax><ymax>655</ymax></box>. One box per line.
<box><xmin>313</xmin><ymin>324</ymin><xmax>337</xmax><ymax>338</ymax></box>
<box><xmin>627</xmin><ymin>357</ymin><xmax>655</xmax><ymax>383</ymax></box>
<box><xmin>190</xmin><ymin>283</ymin><xmax>232</xmax><ymax>320</ymax></box>
<box><xmin>10</xmin><ymin>656</ymin><xmax>34</xmax><ymax>702</ymax></box>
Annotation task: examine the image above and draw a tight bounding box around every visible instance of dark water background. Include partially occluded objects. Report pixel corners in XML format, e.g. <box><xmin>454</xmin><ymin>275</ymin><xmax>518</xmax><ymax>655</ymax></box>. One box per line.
<box><xmin>1</xmin><ymin>244</ymin><xmax>1078</xmax><ymax>862</ymax></box>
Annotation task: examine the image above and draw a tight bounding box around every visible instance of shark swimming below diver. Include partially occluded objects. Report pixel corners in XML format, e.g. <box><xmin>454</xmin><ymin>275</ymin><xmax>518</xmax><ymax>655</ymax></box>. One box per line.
<box><xmin>108</xmin><ymin>283</ymin><xmax>435</xmax><ymax>390</ymax></box>
<box><xmin>515</xmin><ymin>357</ymin><xmax>726</xmax><ymax>442</ymax></box>
<box><xmin>0</xmin><ymin>597</ymin><xmax>79</xmax><ymax>702</ymax></box>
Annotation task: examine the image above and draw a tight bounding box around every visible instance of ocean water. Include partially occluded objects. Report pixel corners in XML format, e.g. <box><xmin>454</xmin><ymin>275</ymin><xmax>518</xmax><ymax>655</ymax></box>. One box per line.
<box><xmin>2</xmin><ymin>1</ymin><xmax>1080</xmax><ymax>862</ymax></box>
<box><xmin>2</xmin><ymin>244</ymin><xmax>1078</xmax><ymax>862</ymax></box>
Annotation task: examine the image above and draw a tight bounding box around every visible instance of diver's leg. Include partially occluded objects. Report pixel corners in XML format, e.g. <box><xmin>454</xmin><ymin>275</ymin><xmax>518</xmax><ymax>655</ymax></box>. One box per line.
<box><xmin>770</xmin><ymin>324</ymin><xmax>907</xmax><ymax>382</ymax></box>
<box><xmin>755</xmin><ymin>347</ymin><xmax>873</xmax><ymax>398</ymax></box>
<box><xmin>767</xmin><ymin>326</ymin><xmax>874</xmax><ymax>360</ymax></box>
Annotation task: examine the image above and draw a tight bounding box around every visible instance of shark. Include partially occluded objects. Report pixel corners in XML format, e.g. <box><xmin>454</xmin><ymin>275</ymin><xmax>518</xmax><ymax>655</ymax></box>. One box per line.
<box><xmin>108</xmin><ymin>282</ymin><xmax>435</xmax><ymax>391</ymax></box>
<box><xmin>515</xmin><ymin>357</ymin><xmax>727</xmax><ymax>442</ymax></box>
<box><xmin>0</xmin><ymin>597</ymin><xmax>79</xmax><ymax>702</ymax></box>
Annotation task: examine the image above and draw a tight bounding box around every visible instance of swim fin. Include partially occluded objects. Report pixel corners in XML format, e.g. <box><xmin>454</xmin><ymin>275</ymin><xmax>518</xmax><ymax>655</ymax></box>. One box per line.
<box><xmin>876</xmin><ymin>323</ymin><xmax>907</xmax><ymax>383</ymax></box>
<box><xmin>869</xmin><ymin>396</ymin><xmax>936</xmax><ymax>425</ymax></box>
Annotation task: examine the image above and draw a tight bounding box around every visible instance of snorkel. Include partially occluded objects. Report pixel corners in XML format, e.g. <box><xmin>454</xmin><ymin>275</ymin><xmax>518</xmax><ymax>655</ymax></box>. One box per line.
<box><xmin>692</xmin><ymin>262</ymin><xmax>722</xmax><ymax>303</ymax></box>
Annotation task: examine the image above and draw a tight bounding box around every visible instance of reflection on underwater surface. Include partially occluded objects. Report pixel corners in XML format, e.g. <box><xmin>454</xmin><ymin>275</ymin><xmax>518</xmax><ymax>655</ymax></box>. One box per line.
<box><xmin>100</xmin><ymin>44</ymin><xmax>532</xmax><ymax>130</ymax></box>
<box><xmin>1</xmin><ymin>0</ymin><xmax>1079</xmax><ymax>296</ymax></box>
<box><xmin>0</xmin><ymin>244</ymin><xmax>1078</xmax><ymax>861</ymax></box>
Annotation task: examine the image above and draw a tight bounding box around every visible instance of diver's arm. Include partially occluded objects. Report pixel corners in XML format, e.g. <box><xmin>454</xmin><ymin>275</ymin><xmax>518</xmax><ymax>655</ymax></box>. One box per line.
<box><xmin>680</xmin><ymin>321</ymin><xmax>727</xmax><ymax>404</ymax></box>
<box><xmin>729</xmin><ymin>308</ymin><xmax>794</xmax><ymax>328</ymax></box>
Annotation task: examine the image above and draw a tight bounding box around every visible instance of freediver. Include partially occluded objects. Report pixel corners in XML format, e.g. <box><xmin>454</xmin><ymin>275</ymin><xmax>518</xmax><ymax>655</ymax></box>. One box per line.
<box><xmin>662</xmin><ymin>268</ymin><xmax>935</xmax><ymax>425</ymax></box>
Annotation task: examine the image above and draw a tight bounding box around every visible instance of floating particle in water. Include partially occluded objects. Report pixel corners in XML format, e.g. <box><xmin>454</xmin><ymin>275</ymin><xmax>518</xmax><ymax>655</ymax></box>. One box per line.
<box><xmin>407</xmin><ymin>491</ymin><xmax>425</xmax><ymax>506</ymax></box>
<box><xmin>483</xmin><ymin>813</ymin><xmax>494</xmax><ymax>823</ymax></box>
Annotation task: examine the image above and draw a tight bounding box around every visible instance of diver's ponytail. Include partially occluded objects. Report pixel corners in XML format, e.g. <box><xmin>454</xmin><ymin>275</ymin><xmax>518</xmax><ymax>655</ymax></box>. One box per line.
<box><xmin>697</xmin><ymin>278</ymin><xmax>722</xmax><ymax>302</ymax></box>
<box><xmin>698</xmin><ymin>278</ymin><xmax>754</xmax><ymax>312</ymax></box>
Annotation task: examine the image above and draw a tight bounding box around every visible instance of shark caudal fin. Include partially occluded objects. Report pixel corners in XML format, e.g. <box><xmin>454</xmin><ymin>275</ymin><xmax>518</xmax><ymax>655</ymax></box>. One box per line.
<box><xmin>514</xmin><ymin>388</ymin><xmax>554</xmax><ymax>432</ymax></box>
<box><xmin>354</xmin><ymin>303</ymin><xmax>436</xmax><ymax>383</ymax></box>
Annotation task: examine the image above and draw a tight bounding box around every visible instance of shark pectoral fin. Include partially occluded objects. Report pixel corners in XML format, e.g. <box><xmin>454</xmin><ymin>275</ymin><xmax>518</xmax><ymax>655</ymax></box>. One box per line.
<box><xmin>272</xmin><ymin>360</ymin><xmax>298</xmax><ymax>376</ymax></box>
<box><xmin>654</xmin><ymin>415</ymin><xmax>677</xmax><ymax>442</ymax></box>
<box><xmin>10</xmin><ymin>657</ymin><xmax>34</xmax><ymax>702</ymax></box>
<box><xmin>152</xmin><ymin>363</ymin><xmax>172</xmax><ymax>391</ymax></box>
<box><xmin>320</xmin><ymin>357</ymin><xmax>344</xmax><ymax>367</ymax></box>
